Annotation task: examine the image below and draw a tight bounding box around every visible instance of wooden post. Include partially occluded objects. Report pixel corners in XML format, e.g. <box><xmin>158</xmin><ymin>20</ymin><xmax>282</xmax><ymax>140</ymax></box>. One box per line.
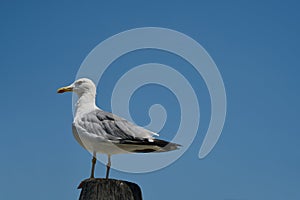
<box><xmin>78</xmin><ymin>178</ymin><xmax>143</xmax><ymax>200</ymax></box>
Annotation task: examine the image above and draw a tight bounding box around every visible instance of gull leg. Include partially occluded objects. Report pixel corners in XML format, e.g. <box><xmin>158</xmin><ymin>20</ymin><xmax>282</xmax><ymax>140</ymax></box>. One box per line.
<box><xmin>105</xmin><ymin>155</ymin><xmax>111</xmax><ymax>180</ymax></box>
<box><xmin>90</xmin><ymin>152</ymin><xmax>96</xmax><ymax>178</ymax></box>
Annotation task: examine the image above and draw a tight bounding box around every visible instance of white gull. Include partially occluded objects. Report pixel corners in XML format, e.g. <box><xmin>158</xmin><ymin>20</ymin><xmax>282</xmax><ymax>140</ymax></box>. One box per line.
<box><xmin>57</xmin><ymin>78</ymin><xmax>180</xmax><ymax>179</ymax></box>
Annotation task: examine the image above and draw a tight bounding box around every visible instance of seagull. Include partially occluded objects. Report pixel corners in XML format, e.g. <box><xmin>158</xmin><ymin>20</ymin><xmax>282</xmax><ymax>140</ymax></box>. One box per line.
<box><xmin>57</xmin><ymin>78</ymin><xmax>180</xmax><ymax>179</ymax></box>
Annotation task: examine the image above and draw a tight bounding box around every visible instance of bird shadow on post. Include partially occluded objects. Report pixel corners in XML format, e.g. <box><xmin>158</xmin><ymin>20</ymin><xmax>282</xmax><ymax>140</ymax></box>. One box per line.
<box><xmin>78</xmin><ymin>178</ymin><xmax>143</xmax><ymax>200</ymax></box>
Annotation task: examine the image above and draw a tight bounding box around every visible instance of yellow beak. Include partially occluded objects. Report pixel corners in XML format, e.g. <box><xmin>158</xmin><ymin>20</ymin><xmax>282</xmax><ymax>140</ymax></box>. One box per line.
<box><xmin>57</xmin><ymin>86</ymin><xmax>73</xmax><ymax>93</ymax></box>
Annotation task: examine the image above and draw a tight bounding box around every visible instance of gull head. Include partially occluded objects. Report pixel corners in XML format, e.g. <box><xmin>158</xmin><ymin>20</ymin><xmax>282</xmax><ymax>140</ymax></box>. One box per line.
<box><xmin>57</xmin><ymin>78</ymin><xmax>96</xmax><ymax>96</ymax></box>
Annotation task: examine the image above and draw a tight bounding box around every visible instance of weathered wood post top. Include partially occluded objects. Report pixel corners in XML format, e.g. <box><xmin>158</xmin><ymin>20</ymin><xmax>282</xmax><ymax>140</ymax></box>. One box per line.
<box><xmin>78</xmin><ymin>178</ymin><xmax>143</xmax><ymax>200</ymax></box>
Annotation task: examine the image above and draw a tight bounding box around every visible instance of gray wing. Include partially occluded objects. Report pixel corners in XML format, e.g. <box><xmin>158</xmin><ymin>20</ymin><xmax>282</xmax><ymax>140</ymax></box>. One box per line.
<box><xmin>75</xmin><ymin>109</ymin><xmax>158</xmax><ymax>142</ymax></box>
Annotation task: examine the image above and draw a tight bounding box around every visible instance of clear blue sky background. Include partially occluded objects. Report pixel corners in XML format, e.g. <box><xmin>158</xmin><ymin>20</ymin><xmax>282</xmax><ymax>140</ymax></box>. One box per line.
<box><xmin>0</xmin><ymin>1</ymin><xmax>299</xmax><ymax>199</ymax></box>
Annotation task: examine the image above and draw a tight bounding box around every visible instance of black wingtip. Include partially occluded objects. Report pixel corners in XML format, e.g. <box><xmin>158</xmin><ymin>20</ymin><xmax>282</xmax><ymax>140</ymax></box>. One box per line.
<box><xmin>119</xmin><ymin>138</ymin><xmax>181</xmax><ymax>153</ymax></box>
<box><xmin>151</xmin><ymin>139</ymin><xmax>181</xmax><ymax>152</ymax></box>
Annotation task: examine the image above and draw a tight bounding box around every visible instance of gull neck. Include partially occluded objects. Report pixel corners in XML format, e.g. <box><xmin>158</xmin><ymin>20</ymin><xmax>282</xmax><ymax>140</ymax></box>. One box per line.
<box><xmin>75</xmin><ymin>92</ymin><xmax>97</xmax><ymax>118</ymax></box>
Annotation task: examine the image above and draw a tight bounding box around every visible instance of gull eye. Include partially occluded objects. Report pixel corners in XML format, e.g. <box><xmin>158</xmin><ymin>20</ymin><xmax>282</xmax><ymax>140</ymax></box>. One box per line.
<box><xmin>76</xmin><ymin>80</ymin><xmax>84</xmax><ymax>85</ymax></box>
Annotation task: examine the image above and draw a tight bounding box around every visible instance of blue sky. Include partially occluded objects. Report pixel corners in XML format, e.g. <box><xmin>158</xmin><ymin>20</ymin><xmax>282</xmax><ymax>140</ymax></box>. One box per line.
<box><xmin>0</xmin><ymin>1</ymin><xmax>299</xmax><ymax>199</ymax></box>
